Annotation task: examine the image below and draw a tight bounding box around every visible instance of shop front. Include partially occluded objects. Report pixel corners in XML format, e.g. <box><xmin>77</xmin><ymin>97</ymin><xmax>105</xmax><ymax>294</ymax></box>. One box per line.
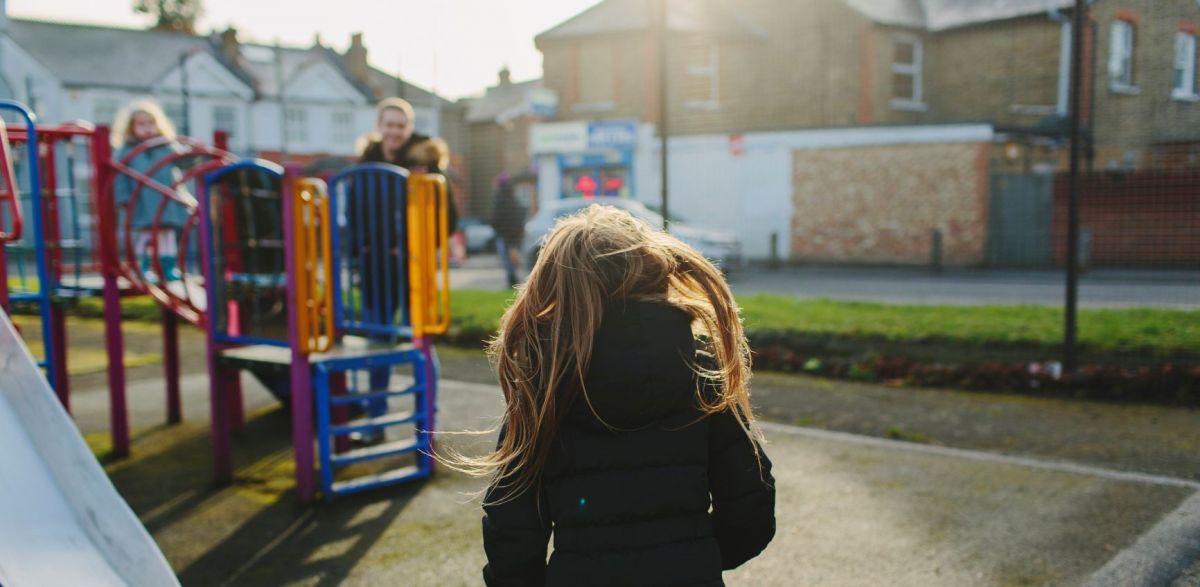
<box><xmin>530</xmin><ymin>118</ymin><xmax>639</xmax><ymax>206</ymax></box>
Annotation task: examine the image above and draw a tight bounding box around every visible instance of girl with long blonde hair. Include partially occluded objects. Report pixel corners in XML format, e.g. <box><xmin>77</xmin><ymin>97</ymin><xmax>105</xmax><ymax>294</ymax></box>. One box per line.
<box><xmin>111</xmin><ymin>98</ymin><xmax>188</xmax><ymax>280</ymax></box>
<box><xmin>449</xmin><ymin>204</ymin><xmax>775</xmax><ymax>585</ymax></box>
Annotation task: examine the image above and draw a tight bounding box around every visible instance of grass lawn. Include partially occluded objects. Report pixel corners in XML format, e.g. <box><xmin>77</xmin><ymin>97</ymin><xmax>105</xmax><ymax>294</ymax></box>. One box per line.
<box><xmin>12</xmin><ymin>288</ymin><xmax>1198</xmax><ymax>355</ymax></box>
<box><xmin>449</xmin><ymin>290</ymin><xmax>1199</xmax><ymax>354</ymax></box>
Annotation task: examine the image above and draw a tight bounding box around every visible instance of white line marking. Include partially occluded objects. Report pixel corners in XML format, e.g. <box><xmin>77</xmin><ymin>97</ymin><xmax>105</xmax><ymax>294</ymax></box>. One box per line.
<box><xmin>758</xmin><ymin>421</ymin><xmax>1200</xmax><ymax>490</ymax></box>
<box><xmin>1085</xmin><ymin>493</ymin><xmax>1200</xmax><ymax>586</ymax></box>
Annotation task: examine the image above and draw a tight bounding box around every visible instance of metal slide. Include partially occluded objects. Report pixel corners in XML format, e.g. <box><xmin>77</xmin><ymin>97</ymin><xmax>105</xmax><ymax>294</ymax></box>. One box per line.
<box><xmin>0</xmin><ymin>309</ymin><xmax>178</xmax><ymax>587</ymax></box>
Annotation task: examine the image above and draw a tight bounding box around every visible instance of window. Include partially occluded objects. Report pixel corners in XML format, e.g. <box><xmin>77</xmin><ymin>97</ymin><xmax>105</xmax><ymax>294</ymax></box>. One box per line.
<box><xmin>162</xmin><ymin>102</ymin><xmax>185</xmax><ymax>131</ymax></box>
<box><xmin>213</xmin><ymin>105</ymin><xmax>237</xmax><ymax>139</ymax></box>
<box><xmin>93</xmin><ymin>97</ymin><xmax>120</xmax><ymax>126</ymax></box>
<box><xmin>683</xmin><ymin>43</ymin><xmax>720</xmax><ymax>110</ymax></box>
<box><xmin>1108</xmin><ymin>19</ymin><xmax>1137</xmax><ymax>92</ymax></box>
<box><xmin>285</xmin><ymin>108</ymin><xmax>307</xmax><ymax>145</ymax></box>
<box><xmin>332</xmin><ymin>111</ymin><xmax>354</xmax><ymax>144</ymax></box>
<box><xmin>1057</xmin><ymin>22</ymin><xmax>1072</xmax><ymax>115</ymax></box>
<box><xmin>413</xmin><ymin>108</ymin><xmax>438</xmax><ymax>137</ymax></box>
<box><xmin>890</xmin><ymin>36</ymin><xmax>925</xmax><ymax>110</ymax></box>
<box><xmin>574</xmin><ymin>43</ymin><xmax>614</xmax><ymax>112</ymax></box>
<box><xmin>1173</xmin><ymin>32</ymin><xmax>1198</xmax><ymax>100</ymax></box>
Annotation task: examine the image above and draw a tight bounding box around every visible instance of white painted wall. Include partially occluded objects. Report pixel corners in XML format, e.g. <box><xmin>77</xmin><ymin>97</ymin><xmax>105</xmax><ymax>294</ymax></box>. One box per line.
<box><xmin>0</xmin><ymin>37</ymin><xmax>64</xmax><ymax>122</ymax></box>
<box><xmin>631</xmin><ymin>123</ymin><xmax>995</xmax><ymax>260</ymax></box>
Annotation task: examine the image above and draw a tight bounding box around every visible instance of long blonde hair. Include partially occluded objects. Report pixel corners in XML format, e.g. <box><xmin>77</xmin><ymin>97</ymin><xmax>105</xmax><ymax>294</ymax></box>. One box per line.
<box><xmin>110</xmin><ymin>98</ymin><xmax>176</xmax><ymax>149</ymax></box>
<box><xmin>444</xmin><ymin>204</ymin><xmax>761</xmax><ymax>502</ymax></box>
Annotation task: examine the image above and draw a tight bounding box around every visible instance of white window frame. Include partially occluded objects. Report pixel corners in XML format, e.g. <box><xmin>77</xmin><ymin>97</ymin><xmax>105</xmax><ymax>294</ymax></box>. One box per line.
<box><xmin>889</xmin><ymin>35</ymin><xmax>927</xmax><ymax>111</ymax></box>
<box><xmin>212</xmin><ymin>105</ymin><xmax>237</xmax><ymax>139</ymax></box>
<box><xmin>162</xmin><ymin>101</ymin><xmax>185</xmax><ymax>130</ymax></box>
<box><xmin>684</xmin><ymin>44</ymin><xmax>720</xmax><ymax>111</ymax></box>
<box><xmin>93</xmin><ymin>97</ymin><xmax>121</xmax><ymax>127</ymax></box>
<box><xmin>1057</xmin><ymin>22</ymin><xmax>1072</xmax><ymax>116</ymax></box>
<box><xmin>285</xmin><ymin>107</ymin><xmax>308</xmax><ymax>146</ymax></box>
<box><xmin>1173</xmin><ymin>32</ymin><xmax>1199</xmax><ymax>102</ymax></box>
<box><xmin>1108</xmin><ymin>19</ymin><xmax>1139</xmax><ymax>94</ymax></box>
<box><xmin>331</xmin><ymin>110</ymin><xmax>354</xmax><ymax>144</ymax></box>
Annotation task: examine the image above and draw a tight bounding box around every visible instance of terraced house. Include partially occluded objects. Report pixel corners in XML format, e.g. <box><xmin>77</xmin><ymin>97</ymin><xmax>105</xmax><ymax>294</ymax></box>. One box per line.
<box><xmin>531</xmin><ymin>0</ymin><xmax>1200</xmax><ymax>265</ymax></box>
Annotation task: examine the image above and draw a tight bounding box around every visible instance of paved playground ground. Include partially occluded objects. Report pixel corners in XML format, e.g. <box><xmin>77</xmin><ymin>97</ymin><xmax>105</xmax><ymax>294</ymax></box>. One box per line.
<box><xmin>20</xmin><ymin>316</ymin><xmax>1200</xmax><ymax>586</ymax></box>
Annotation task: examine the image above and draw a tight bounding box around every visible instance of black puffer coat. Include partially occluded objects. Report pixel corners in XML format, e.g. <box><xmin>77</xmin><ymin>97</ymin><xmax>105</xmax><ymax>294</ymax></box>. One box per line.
<box><xmin>482</xmin><ymin>300</ymin><xmax>776</xmax><ymax>586</ymax></box>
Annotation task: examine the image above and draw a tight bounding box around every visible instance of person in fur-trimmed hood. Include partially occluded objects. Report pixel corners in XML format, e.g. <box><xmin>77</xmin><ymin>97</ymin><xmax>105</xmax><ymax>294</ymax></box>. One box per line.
<box><xmin>356</xmin><ymin>97</ymin><xmax>459</xmax><ymax>236</ymax></box>
<box><xmin>347</xmin><ymin>98</ymin><xmax>459</xmax><ymax>426</ymax></box>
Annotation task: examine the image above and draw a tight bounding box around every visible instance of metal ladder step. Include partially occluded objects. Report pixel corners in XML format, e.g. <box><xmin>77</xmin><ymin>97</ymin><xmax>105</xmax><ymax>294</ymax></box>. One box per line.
<box><xmin>332</xmin><ymin>410</ymin><xmax>420</xmax><ymax>436</ymax></box>
<box><xmin>330</xmin><ymin>465</ymin><xmax>427</xmax><ymax>497</ymax></box>
<box><xmin>330</xmin><ymin>383</ymin><xmax>424</xmax><ymax>406</ymax></box>
<box><xmin>331</xmin><ymin>437</ymin><xmax>424</xmax><ymax>467</ymax></box>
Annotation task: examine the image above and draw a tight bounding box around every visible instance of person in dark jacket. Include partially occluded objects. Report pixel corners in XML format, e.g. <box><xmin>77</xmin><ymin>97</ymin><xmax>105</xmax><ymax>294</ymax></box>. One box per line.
<box><xmin>349</xmin><ymin>98</ymin><xmax>458</xmax><ymax>425</ymax></box>
<box><xmin>489</xmin><ymin>176</ymin><xmax>524</xmax><ymax>287</ymax></box>
<box><xmin>448</xmin><ymin>204</ymin><xmax>775</xmax><ymax>585</ymax></box>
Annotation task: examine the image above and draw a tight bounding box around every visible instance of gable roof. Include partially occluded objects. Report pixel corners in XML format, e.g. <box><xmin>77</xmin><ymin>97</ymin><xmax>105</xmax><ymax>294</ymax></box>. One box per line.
<box><xmin>465</xmin><ymin>78</ymin><xmax>541</xmax><ymax>123</ymax></box>
<box><xmin>231</xmin><ymin>42</ymin><xmax>373</xmax><ymax>101</ymax></box>
<box><xmin>842</xmin><ymin>0</ymin><xmax>1073</xmax><ymax>32</ymax></box>
<box><xmin>536</xmin><ymin>0</ymin><xmax>767</xmax><ymax>43</ymax></box>
<box><xmin>8</xmin><ymin>18</ymin><xmax>252</xmax><ymax>91</ymax></box>
<box><xmin>6</xmin><ymin>17</ymin><xmax>459</xmax><ymax>107</ymax></box>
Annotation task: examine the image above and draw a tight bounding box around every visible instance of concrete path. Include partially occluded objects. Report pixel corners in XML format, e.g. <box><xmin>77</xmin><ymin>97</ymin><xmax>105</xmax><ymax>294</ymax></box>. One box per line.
<box><xmin>64</xmin><ymin>369</ymin><xmax>1200</xmax><ymax>586</ymax></box>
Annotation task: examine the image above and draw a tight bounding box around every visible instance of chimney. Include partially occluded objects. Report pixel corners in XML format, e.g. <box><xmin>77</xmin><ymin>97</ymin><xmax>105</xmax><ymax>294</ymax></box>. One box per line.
<box><xmin>344</xmin><ymin>32</ymin><xmax>370</xmax><ymax>85</ymax></box>
<box><xmin>220</xmin><ymin>27</ymin><xmax>239</xmax><ymax>63</ymax></box>
<box><xmin>498</xmin><ymin>66</ymin><xmax>512</xmax><ymax>86</ymax></box>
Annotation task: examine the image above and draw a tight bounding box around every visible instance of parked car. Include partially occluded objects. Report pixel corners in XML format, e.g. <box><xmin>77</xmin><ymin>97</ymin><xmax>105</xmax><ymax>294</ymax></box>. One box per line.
<box><xmin>522</xmin><ymin>197</ymin><xmax>743</xmax><ymax>270</ymax></box>
<box><xmin>457</xmin><ymin>217</ymin><xmax>496</xmax><ymax>253</ymax></box>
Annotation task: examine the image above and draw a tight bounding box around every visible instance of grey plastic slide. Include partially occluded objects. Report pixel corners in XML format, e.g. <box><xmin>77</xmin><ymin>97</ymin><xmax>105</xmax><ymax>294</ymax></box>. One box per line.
<box><xmin>0</xmin><ymin>310</ymin><xmax>179</xmax><ymax>586</ymax></box>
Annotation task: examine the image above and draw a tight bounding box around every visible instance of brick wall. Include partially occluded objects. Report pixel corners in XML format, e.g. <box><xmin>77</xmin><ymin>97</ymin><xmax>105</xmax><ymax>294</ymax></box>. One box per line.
<box><xmin>791</xmin><ymin>142</ymin><xmax>990</xmax><ymax>265</ymax></box>
<box><xmin>1090</xmin><ymin>0</ymin><xmax>1200</xmax><ymax>168</ymax></box>
<box><xmin>923</xmin><ymin>19</ymin><xmax>1063</xmax><ymax>128</ymax></box>
<box><xmin>1051</xmin><ymin>171</ymin><xmax>1200</xmax><ymax>267</ymax></box>
<box><xmin>466</xmin><ymin>116</ymin><xmax>537</xmax><ymax>220</ymax></box>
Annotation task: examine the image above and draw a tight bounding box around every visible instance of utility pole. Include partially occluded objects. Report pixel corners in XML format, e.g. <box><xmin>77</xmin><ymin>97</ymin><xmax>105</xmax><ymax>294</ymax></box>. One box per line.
<box><xmin>275</xmin><ymin>40</ymin><xmax>288</xmax><ymax>165</ymax></box>
<box><xmin>179</xmin><ymin>52</ymin><xmax>191</xmax><ymax>136</ymax></box>
<box><xmin>657</xmin><ymin>0</ymin><xmax>670</xmax><ymax>231</ymax></box>
<box><xmin>1063</xmin><ymin>0</ymin><xmax>1088</xmax><ymax>372</ymax></box>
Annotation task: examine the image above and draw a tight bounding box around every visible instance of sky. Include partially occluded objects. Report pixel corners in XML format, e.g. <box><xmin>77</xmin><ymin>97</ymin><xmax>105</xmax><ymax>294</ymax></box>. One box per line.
<box><xmin>9</xmin><ymin>0</ymin><xmax>602</xmax><ymax>99</ymax></box>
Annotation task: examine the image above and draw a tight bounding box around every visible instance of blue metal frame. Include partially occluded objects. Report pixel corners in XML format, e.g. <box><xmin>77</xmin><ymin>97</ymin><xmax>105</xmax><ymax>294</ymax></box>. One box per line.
<box><xmin>201</xmin><ymin>159</ymin><xmax>285</xmax><ymax>347</ymax></box>
<box><xmin>0</xmin><ymin>100</ymin><xmax>53</xmax><ymax>389</ymax></box>
<box><xmin>198</xmin><ymin>159</ymin><xmax>439</xmax><ymax>500</ymax></box>
<box><xmin>313</xmin><ymin>347</ymin><xmax>433</xmax><ymax>500</ymax></box>
<box><xmin>327</xmin><ymin>163</ymin><xmax>411</xmax><ymax>339</ymax></box>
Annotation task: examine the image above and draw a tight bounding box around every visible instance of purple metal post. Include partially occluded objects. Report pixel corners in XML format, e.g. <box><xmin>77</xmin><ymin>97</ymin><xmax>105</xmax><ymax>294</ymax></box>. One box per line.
<box><xmin>92</xmin><ymin>127</ymin><xmax>130</xmax><ymax>458</ymax></box>
<box><xmin>41</xmin><ymin>135</ymin><xmax>70</xmax><ymax>410</ymax></box>
<box><xmin>332</xmin><ymin>374</ymin><xmax>349</xmax><ymax>455</ymax></box>
<box><xmin>49</xmin><ymin>306</ymin><xmax>70</xmax><ymax>412</ymax></box>
<box><xmin>282</xmin><ymin>167</ymin><xmax>316</xmax><ymax>502</ymax></box>
<box><xmin>230</xmin><ymin>372</ymin><xmax>245</xmax><ymax>433</ymax></box>
<box><xmin>163</xmin><ymin>307</ymin><xmax>181</xmax><ymax>424</ymax></box>
<box><xmin>198</xmin><ymin>174</ymin><xmax>233</xmax><ymax>484</ymax></box>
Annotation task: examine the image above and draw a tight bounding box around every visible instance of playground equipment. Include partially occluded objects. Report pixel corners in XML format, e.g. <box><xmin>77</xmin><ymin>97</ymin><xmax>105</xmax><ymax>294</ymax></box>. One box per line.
<box><xmin>202</xmin><ymin>160</ymin><xmax>450</xmax><ymax>501</ymax></box>
<box><xmin>1</xmin><ymin>97</ymin><xmax>452</xmax><ymax>502</ymax></box>
<box><xmin>0</xmin><ymin>308</ymin><xmax>179</xmax><ymax>587</ymax></box>
<box><xmin>0</xmin><ymin>99</ymin><xmax>236</xmax><ymax>457</ymax></box>
<box><xmin>0</xmin><ymin>100</ymin><xmax>57</xmax><ymax>395</ymax></box>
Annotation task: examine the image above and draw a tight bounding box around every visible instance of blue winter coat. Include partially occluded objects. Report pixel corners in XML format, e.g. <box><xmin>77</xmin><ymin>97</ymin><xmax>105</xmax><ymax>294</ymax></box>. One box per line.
<box><xmin>113</xmin><ymin>141</ymin><xmax>192</xmax><ymax>229</ymax></box>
